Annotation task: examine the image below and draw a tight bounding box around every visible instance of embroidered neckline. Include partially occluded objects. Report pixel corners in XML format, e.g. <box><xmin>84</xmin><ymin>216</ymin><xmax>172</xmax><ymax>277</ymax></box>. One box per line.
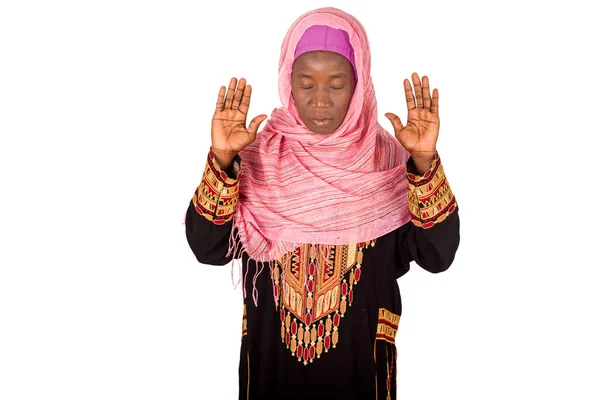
<box><xmin>272</xmin><ymin>240</ymin><xmax>376</xmax><ymax>365</ymax></box>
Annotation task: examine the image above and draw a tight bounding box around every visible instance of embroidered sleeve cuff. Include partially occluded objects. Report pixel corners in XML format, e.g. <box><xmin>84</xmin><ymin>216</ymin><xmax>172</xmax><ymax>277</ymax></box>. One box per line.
<box><xmin>407</xmin><ymin>152</ymin><xmax>457</xmax><ymax>229</ymax></box>
<box><xmin>192</xmin><ymin>151</ymin><xmax>241</xmax><ymax>225</ymax></box>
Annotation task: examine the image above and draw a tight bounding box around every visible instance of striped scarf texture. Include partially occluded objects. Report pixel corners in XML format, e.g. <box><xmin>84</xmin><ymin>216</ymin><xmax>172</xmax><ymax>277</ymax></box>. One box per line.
<box><xmin>232</xmin><ymin>7</ymin><xmax>411</xmax><ymax>266</ymax></box>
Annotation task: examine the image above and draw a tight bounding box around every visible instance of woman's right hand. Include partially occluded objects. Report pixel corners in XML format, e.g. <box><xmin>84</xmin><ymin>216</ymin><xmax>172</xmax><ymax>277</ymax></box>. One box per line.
<box><xmin>211</xmin><ymin>77</ymin><xmax>267</xmax><ymax>170</ymax></box>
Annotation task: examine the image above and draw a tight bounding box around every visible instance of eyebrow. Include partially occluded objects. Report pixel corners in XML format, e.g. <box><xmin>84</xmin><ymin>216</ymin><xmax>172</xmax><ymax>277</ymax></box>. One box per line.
<box><xmin>296</xmin><ymin>72</ymin><xmax>347</xmax><ymax>79</ymax></box>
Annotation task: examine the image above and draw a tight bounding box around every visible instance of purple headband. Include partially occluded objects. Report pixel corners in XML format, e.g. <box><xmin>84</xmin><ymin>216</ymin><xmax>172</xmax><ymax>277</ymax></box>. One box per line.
<box><xmin>294</xmin><ymin>24</ymin><xmax>357</xmax><ymax>81</ymax></box>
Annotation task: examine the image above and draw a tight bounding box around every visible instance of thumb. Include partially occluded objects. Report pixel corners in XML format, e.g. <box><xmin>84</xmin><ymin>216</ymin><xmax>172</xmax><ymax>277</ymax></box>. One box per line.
<box><xmin>247</xmin><ymin>114</ymin><xmax>268</xmax><ymax>136</ymax></box>
<box><xmin>384</xmin><ymin>112</ymin><xmax>404</xmax><ymax>133</ymax></box>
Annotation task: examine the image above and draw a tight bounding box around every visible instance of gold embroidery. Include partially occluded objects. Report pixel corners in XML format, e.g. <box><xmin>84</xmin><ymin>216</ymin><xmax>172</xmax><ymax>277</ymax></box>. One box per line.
<box><xmin>192</xmin><ymin>151</ymin><xmax>240</xmax><ymax>224</ymax></box>
<box><xmin>374</xmin><ymin>308</ymin><xmax>399</xmax><ymax>399</ymax></box>
<box><xmin>376</xmin><ymin>308</ymin><xmax>400</xmax><ymax>345</ymax></box>
<box><xmin>275</xmin><ymin>240</ymin><xmax>376</xmax><ymax>365</ymax></box>
<box><xmin>241</xmin><ymin>304</ymin><xmax>247</xmax><ymax>338</ymax></box>
<box><xmin>407</xmin><ymin>152</ymin><xmax>457</xmax><ymax>229</ymax></box>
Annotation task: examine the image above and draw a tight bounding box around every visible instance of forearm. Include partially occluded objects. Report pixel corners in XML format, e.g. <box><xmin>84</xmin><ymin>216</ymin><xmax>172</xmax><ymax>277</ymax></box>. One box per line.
<box><xmin>409</xmin><ymin>152</ymin><xmax>436</xmax><ymax>176</ymax></box>
<box><xmin>185</xmin><ymin>200</ymin><xmax>236</xmax><ymax>265</ymax></box>
<box><xmin>211</xmin><ymin>147</ymin><xmax>238</xmax><ymax>176</ymax></box>
<box><xmin>185</xmin><ymin>150</ymin><xmax>242</xmax><ymax>265</ymax></box>
<box><xmin>404</xmin><ymin>151</ymin><xmax>460</xmax><ymax>273</ymax></box>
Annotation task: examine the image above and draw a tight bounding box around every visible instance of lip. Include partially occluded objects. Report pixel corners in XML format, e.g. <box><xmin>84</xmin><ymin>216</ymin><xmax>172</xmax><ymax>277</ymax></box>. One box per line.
<box><xmin>309</xmin><ymin>118</ymin><xmax>333</xmax><ymax>127</ymax></box>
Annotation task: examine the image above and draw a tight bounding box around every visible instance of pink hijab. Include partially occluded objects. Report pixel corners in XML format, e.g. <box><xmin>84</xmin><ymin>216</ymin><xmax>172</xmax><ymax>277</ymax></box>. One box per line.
<box><xmin>232</xmin><ymin>7</ymin><xmax>411</xmax><ymax>263</ymax></box>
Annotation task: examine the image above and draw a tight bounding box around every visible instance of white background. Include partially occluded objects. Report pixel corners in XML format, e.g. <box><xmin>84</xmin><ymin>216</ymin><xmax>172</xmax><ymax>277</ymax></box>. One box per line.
<box><xmin>1</xmin><ymin>0</ymin><xmax>598</xmax><ymax>399</ymax></box>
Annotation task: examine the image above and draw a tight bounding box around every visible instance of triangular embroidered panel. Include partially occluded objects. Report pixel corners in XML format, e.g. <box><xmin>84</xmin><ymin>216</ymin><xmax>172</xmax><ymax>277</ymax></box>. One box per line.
<box><xmin>271</xmin><ymin>240</ymin><xmax>376</xmax><ymax>365</ymax></box>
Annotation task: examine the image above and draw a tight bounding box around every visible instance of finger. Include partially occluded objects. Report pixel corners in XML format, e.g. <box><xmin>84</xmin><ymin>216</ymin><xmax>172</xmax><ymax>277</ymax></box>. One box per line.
<box><xmin>404</xmin><ymin>79</ymin><xmax>416</xmax><ymax>111</ymax></box>
<box><xmin>224</xmin><ymin>77</ymin><xmax>237</xmax><ymax>109</ymax></box>
<box><xmin>431</xmin><ymin>88</ymin><xmax>439</xmax><ymax>114</ymax></box>
<box><xmin>247</xmin><ymin>114</ymin><xmax>268</xmax><ymax>136</ymax></box>
<box><xmin>384</xmin><ymin>112</ymin><xmax>404</xmax><ymax>133</ymax></box>
<box><xmin>412</xmin><ymin>72</ymin><xmax>423</xmax><ymax>108</ymax></box>
<box><xmin>216</xmin><ymin>86</ymin><xmax>226</xmax><ymax>111</ymax></box>
<box><xmin>238</xmin><ymin>84</ymin><xmax>252</xmax><ymax>115</ymax></box>
<box><xmin>232</xmin><ymin>78</ymin><xmax>246</xmax><ymax>110</ymax></box>
<box><xmin>422</xmin><ymin>76</ymin><xmax>431</xmax><ymax>110</ymax></box>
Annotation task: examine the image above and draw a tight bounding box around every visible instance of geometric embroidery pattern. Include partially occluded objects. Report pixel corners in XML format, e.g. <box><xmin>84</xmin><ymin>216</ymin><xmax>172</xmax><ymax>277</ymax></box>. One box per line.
<box><xmin>376</xmin><ymin>308</ymin><xmax>400</xmax><ymax>345</ymax></box>
<box><xmin>407</xmin><ymin>152</ymin><xmax>457</xmax><ymax>229</ymax></box>
<box><xmin>375</xmin><ymin>308</ymin><xmax>400</xmax><ymax>400</ymax></box>
<box><xmin>192</xmin><ymin>151</ymin><xmax>240</xmax><ymax>225</ymax></box>
<box><xmin>273</xmin><ymin>240</ymin><xmax>376</xmax><ymax>365</ymax></box>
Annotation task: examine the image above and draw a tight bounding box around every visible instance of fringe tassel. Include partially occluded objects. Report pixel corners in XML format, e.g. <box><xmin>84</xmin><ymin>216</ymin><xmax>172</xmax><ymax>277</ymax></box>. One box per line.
<box><xmin>252</xmin><ymin>261</ymin><xmax>265</xmax><ymax>306</ymax></box>
<box><xmin>229</xmin><ymin>216</ymin><xmax>336</xmax><ymax>310</ymax></box>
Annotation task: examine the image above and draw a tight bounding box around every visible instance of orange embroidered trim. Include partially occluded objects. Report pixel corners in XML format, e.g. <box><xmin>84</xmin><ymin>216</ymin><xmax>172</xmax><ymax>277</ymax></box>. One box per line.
<box><xmin>241</xmin><ymin>304</ymin><xmax>247</xmax><ymax>338</ymax></box>
<box><xmin>376</xmin><ymin>308</ymin><xmax>400</xmax><ymax>345</ymax></box>
<box><xmin>374</xmin><ymin>309</ymin><xmax>399</xmax><ymax>399</ymax></box>
<box><xmin>275</xmin><ymin>240</ymin><xmax>376</xmax><ymax>365</ymax></box>
<box><xmin>192</xmin><ymin>151</ymin><xmax>240</xmax><ymax>224</ymax></box>
<box><xmin>407</xmin><ymin>152</ymin><xmax>457</xmax><ymax>229</ymax></box>
<box><xmin>385</xmin><ymin>344</ymin><xmax>396</xmax><ymax>400</ymax></box>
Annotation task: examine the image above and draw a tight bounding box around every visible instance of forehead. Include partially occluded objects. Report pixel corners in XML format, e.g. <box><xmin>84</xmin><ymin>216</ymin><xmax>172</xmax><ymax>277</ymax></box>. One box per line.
<box><xmin>292</xmin><ymin>51</ymin><xmax>353</xmax><ymax>75</ymax></box>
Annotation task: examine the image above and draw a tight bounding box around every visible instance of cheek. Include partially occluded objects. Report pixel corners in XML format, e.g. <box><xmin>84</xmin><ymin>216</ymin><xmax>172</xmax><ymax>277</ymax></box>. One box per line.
<box><xmin>291</xmin><ymin>87</ymin><xmax>303</xmax><ymax>102</ymax></box>
<box><xmin>335</xmin><ymin>92</ymin><xmax>354</xmax><ymax>112</ymax></box>
<box><xmin>292</xmin><ymin>91</ymin><xmax>311</xmax><ymax>114</ymax></box>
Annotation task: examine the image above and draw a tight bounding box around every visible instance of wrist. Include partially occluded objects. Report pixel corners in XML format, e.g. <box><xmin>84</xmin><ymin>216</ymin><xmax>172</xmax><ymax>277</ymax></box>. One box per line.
<box><xmin>410</xmin><ymin>151</ymin><xmax>436</xmax><ymax>175</ymax></box>
<box><xmin>210</xmin><ymin>147</ymin><xmax>237</xmax><ymax>172</ymax></box>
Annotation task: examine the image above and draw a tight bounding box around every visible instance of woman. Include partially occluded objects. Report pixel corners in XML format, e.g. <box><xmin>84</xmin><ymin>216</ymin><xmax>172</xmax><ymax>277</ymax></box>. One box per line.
<box><xmin>185</xmin><ymin>7</ymin><xmax>459</xmax><ymax>400</ymax></box>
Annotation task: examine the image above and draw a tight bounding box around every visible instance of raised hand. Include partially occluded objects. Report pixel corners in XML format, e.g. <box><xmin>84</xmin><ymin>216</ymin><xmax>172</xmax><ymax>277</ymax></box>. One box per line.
<box><xmin>211</xmin><ymin>77</ymin><xmax>268</xmax><ymax>170</ymax></box>
<box><xmin>385</xmin><ymin>73</ymin><xmax>440</xmax><ymax>173</ymax></box>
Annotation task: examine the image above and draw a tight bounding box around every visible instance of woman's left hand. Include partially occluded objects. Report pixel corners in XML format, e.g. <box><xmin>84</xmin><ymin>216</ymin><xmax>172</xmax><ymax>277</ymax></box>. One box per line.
<box><xmin>385</xmin><ymin>73</ymin><xmax>439</xmax><ymax>174</ymax></box>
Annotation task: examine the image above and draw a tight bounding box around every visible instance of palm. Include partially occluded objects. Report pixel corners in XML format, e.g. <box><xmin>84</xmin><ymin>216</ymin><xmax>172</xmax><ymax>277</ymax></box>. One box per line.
<box><xmin>212</xmin><ymin>77</ymin><xmax>267</xmax><ymax>154</ymax></box>
<box><xmin>385</xmin><ymin>73</ymin><xmax>440</xmax><ymax>159</ymax></box>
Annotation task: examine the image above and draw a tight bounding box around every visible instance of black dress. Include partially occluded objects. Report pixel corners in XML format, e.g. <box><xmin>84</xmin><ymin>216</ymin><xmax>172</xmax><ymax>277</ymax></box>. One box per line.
<box><xmin>185</xmin><ymin>151</ymin><xmax>460</xmax><ymax>400</ymax></box>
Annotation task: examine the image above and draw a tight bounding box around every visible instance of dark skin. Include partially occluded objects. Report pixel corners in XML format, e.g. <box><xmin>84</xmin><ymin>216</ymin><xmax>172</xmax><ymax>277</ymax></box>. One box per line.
<box><xmin>291</xmin><ymin>51</ymin><xmax>356</xmax><ymax>134</ymax></box>
<box><xmin>211</xmin><ymin>52</ymin><xmax>439</xmax><ymax>175</ymax></box>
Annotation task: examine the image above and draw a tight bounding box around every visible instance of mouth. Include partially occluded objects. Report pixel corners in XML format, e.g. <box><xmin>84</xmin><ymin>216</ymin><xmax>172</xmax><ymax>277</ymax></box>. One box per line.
<box><xmin>309</xmin><ymin>118</ymin><xmax>333</xmax><ymax>128</ymax></box>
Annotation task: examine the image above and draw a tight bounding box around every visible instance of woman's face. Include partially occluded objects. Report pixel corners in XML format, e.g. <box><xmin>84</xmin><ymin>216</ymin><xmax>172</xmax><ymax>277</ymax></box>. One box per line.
<box><xmin>291</xmin><ymin>51</ymin><xmax>356</xmax><ymax>134</ymax></box>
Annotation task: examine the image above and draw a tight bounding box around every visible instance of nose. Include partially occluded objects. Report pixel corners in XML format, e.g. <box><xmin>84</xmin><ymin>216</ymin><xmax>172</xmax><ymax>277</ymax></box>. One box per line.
<box><xmin>309</xmin><ymin>89</ymin><xmax>333</xmax><ymax>109</ymax></box>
